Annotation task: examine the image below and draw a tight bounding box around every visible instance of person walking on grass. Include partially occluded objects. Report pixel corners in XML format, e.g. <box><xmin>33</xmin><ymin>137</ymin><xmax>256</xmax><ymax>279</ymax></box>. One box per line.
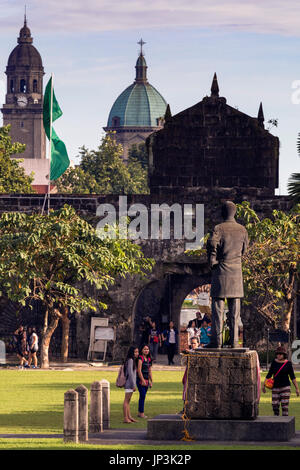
<box><xmin>27</xmin><ymin>327</ymin><xmax>39</xmax><ymax>369</ymax></box>
<box><xmin>14</xmin><ymin>325</ymin><xmax>29</xmax><ymax>369</ymax></box>
<box><xmin>123</xmin><ymin>345</ymin><xmax>139</xmax><ymax>423</ymax></box>
<box><xmin>137</xmin><ymin>344</ymin><xmax>153</xmax><ymax>419</ymax></box>
<box><xmin>263</xmin><ymin>346</ymin><xmax>299</xmax><ymax>416</ymax></box>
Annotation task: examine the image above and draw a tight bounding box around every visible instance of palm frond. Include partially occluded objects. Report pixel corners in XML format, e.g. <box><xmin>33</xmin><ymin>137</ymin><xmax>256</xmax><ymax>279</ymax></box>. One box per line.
<box><xmin>287</xmin><ymin>172</ymin><xmax>300</xmax><ymax>203</ymax></box>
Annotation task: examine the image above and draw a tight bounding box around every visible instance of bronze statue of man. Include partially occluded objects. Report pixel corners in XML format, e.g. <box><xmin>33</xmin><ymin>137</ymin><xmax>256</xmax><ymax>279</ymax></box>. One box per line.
<box><xmin>207</xmin><ymin>201</ymin><xmax>248</xmax><ymax>348</ymax></box>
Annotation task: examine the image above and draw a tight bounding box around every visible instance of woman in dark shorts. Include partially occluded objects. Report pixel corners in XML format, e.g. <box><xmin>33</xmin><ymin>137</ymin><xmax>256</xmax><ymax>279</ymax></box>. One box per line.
<box><xmin>263</xmin><ymin>346</ymin><xmax>299</xmax><ymax>416</ymax></box>
<box><xmin>14</xmin><ymin>326</ymin><xmax>28</xmax><ymax>368</ymax></box>
<box><xmin>137</xmin><ymin>344</ymin><xmax>153</xmax><ymax>418</ymax></box>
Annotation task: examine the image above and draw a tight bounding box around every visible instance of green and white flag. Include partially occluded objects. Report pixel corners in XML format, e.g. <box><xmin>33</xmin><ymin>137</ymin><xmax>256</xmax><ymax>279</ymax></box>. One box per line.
<box><xmin>43</xmin><ymin>76</ymin><xmax>70</xmax><ymax>180</ymax></box>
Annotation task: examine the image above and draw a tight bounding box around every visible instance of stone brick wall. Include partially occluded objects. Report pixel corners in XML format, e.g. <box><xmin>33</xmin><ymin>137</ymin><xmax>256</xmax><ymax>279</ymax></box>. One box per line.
<box><xmin>147</xmin><ymin>92</ymin><xmax>279</xmax><ymax>196</ymax></box>
<box><xmin>185</xmin><ymin>349</ymin><xmax>259</xmax><ymax>419</ymax></box>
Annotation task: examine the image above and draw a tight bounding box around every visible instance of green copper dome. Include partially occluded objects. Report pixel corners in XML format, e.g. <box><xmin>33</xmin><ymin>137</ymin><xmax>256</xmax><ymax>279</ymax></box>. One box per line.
<box><xmin>107</xmin><ymin>52</ymin><xmax>167</xmax><ymax>128</ymax></box>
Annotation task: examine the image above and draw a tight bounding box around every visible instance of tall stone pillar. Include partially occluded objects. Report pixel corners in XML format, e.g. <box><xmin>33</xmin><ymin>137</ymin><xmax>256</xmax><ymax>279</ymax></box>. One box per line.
<box><xmin>89</xmin><ymin>381</ymin><xmax>103</xmax><ymax>433</ymax></box>
<box><xmin>63</xmin><ymin>389</ymin><xmax>79</xmax><ymax>443</ymax></box>
<box><xmin>100</xmin><ymin>379</ymin><xmax>110</xmax><ymax>430</ymax></box>
<box><xmin>75</xmin><ymin>384</ymin><xmax>88</xmax><ymax>442</ymax></box>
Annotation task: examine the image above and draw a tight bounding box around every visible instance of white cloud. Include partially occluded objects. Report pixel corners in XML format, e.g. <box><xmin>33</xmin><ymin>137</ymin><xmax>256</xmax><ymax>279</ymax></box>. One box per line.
<box><xmin>2</xmin><ymin>0</ymin><xmax>300</xmax><ymax>36</ymax></box>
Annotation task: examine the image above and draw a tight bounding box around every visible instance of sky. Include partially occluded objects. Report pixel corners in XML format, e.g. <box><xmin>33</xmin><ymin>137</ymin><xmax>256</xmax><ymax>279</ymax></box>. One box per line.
<box><xmin>0</xmin><ymin>0</ymin><xmax>300</xmax><ymax>194</ymax></box>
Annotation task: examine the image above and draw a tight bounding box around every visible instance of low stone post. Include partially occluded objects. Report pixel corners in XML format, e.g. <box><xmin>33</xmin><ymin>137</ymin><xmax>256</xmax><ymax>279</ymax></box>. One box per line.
<box><xmin>89</xmin><ymin>381</ymin><xmax>103</xmax><ymax>433</ymax></box>
<box><xmin>100</xmin><ymin>379</ymin><xmax>110</xmax><ymax>430</ymax></box>
<box><xmin>75</xmin><ymin>384</ymin><xmax>88</xmax><ymax>442</ymax></box>
<box><xmin>64</xmin><ymin>389</ymin><xmax>78</xmax><ymax>443</ymax></box>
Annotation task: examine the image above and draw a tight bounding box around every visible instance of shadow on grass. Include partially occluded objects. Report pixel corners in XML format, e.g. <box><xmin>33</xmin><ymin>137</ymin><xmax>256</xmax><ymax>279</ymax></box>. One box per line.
<box><xmin>0</xmin><ymin>410</ymin><xmax>63</xmax><ymax>433</ymax></box>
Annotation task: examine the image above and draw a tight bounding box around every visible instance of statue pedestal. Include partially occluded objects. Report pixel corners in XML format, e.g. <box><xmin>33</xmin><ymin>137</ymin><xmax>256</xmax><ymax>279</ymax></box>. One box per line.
<box><xmin>147</xmin><ymin>415</ymin><xmax>295</xmax><ymax>442</ymax></box>
<box><xmin>184</xmin><ymin>348</ymin><xmax>259</xmax><ymax>420</ymax></box>
<box><xmin>147</xmin><ymin>349</ymin><xmax>296</xmax><ymax>442</ymax></box>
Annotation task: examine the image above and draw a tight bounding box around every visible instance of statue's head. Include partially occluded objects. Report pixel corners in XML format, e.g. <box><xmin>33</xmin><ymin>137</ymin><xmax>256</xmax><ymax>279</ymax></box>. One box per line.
<box><xmin>221</xmin><ymin>201</ymin><xmax>236</xmax><ymax>221</ymax></box>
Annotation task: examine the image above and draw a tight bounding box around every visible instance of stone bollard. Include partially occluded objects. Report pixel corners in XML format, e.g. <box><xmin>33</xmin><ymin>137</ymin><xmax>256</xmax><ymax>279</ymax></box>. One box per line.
<box><xmin>75</xmin><ymin>384</ymin><xmax>88</xmax><ymax>442</ymax></box>
<box><xmin>64</xmin><ymin>389</ymin><xmax>78</xmax><ymax>443</ymax></box>
<box><xmin>89</xmin><ymin>381</ymin><xmax>103</xmax><ymax>433</ymax></box>
<box><xmin>100</xmin><ymin>379</ymin><xmax>110</xmax><ymax>430</ymax></box>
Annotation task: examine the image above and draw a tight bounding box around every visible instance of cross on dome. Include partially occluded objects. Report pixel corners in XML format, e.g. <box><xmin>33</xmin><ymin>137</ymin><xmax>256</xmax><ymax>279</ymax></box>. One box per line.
<box><xmin>138</xmin><ymin>38</ymin><xmax>146</xmax><ymax>55</ymax></box>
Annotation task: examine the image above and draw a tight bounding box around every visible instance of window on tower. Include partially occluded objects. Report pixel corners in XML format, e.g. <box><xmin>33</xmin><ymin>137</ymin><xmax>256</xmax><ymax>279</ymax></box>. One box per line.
<box><xmin>33</xmin><ymin>80</ymin><xmax>38</xmax><ymax>93</ymax></box>
<box><xmin>10</xmin><ymin>80</ymin><xmax>14</xmax><ymax>93</ymax></box>
<box><xmin>20</xmin><ymin>79</ymin><xmax>27</xmax><ymax>93</ymax></box>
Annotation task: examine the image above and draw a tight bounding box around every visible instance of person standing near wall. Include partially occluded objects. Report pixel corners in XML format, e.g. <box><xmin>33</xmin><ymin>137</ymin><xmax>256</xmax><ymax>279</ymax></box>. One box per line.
<box><xmin>186</xmin><ymin>320</ymin><xmax>200</xmax><ymax>346</ymax></box>
<box><xmin>148</xmin><ymin>321</ymin><xmax>162</xmax><ymax>362</ymax></box>
<box><xmin>200</xmin><ymin>319</ymin><xmax>212</xmax><ymax>347</ymax></box>
<box><xmin>163</xmin><ymin>321</ymin><xmax>178</xmax><ymax>365</ymax></box>
<box><xmin>137</xmin><ymin>344</ymin><xmax>153</xmax><ymax>419</ymax></box>
<box><xmin>182</xmin><ymin>336</ymin><xmax>201</xmax><ymax>407</ymax></box>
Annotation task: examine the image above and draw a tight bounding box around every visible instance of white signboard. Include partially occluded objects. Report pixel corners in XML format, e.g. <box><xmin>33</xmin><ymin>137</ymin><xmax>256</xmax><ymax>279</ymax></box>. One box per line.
<box><xmin>198</xmin><ymin>292</ymin><xmax>210</xmax><ymax>306</ymax></box>
<box><xmin>95</xmin><ymin>327</ymin><xmax>115</xmax><ymax>341</ymax></box>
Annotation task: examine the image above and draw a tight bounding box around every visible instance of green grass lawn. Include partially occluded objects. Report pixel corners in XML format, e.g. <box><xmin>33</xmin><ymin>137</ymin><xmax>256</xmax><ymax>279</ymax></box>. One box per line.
<box><xmin>0</xmin><ymin>369</ymin><xmax>184</xmax><ymax>433</ymax></box>
<box><xmin>0</xmin><ymin>368</ymin><xmax>300</xmax><ymax>450</ymax></box>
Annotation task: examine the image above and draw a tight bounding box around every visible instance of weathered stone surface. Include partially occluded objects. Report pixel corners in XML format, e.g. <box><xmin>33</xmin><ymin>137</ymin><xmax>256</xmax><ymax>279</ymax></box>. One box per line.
<box><xmin>147</xmin><ymin>415</ymin><xmax>296</xmax><ymax>441</ymax></box>
<box><xmin>75</xmin><ymin>384</ymin><xmax>88</xmax><ymax>442</ymax></box>
<box><xmin>184</xmin><ymin>349</ymin><xmax>259</xmax><ymax>420</ymax></box>
<box><xmin>147</xmin><ymin>88</ymin><xmax>279</xmax><ymax>196</ymax></box>
<box><xmin>63</xmin><ymin>389</ymin><xmax>78</xmax><ymax>443</ymax></box>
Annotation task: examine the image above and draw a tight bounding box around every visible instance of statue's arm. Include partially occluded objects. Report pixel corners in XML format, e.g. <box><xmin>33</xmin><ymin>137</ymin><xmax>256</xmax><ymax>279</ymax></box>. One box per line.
<box><xmin>207</xmin><ymin>228</ymin><xmax>220</xmax><ymax>268</ymax></box>
<box><xmin>242</xmin><ymin>230</ymin><xmax>249</xmax><ymax>255</ymax></box>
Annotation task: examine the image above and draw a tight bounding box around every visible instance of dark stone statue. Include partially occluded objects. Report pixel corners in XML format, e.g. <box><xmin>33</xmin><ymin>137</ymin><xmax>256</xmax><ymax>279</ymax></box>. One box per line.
<box><xmin>207</xmin><ymin>201</ymin><xmax>249</xmax><ymax>348</ymax></box>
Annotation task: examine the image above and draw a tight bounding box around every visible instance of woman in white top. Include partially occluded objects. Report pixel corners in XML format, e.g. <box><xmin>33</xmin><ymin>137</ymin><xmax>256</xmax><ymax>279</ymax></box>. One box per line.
<box><xmin>123</xmin><ymin>345</ymin><xmax>139</xmax><ymax>423</ymax></box>
<box><xmin>162</xmin><ymin>321</ymin><xmax>178</xmax><ymax>365</ymax></box>
<box><xmin>27</xmin><ymin>327</ymin><xmax>38</xmax><ymax>369</ymax></box>
<box><xmin>186</xmin><ymin>320</ymin><xmax>200</xmax><ymax>346</ymax></box>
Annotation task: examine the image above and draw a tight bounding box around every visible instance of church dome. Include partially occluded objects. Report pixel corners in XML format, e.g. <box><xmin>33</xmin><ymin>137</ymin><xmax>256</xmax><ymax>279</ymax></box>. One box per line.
<box><xmin>107</xmin><ymin>50</ymin><xmax>167</xmax><ymax>128</ymax></box>
<box><xmin>6</xmin><ymin>19</ymin><xmax>43</xmax><ymax>70</ymax></box>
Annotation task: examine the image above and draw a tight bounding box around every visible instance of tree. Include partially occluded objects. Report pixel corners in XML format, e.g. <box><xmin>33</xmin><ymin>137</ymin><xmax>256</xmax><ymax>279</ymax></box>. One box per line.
<box><xmin>0</xmin><ymin>125</ymin><xmax>35</xmax><ymax>193</ymax></box>
<box><xmin>55</xmin><ymin>166</ymin><xmax>100</xmax><ymax>194</ymax></box>
<box><xmin>128</xmin><ymin>143</ymin><xmax>148</xmax><ymax>169</ymax></box>
<box><xmin>127</xmin><ymin>142</ymin><xmax>149</xmax><ymax>193</ymax></box>
<box><xmin>235</xmin><ymin>202</ymin><xmax>299</xmax><ymax>332</ymax></box>
<box><xmin>56</xmin><ymin>134</ymin><xmax>149</xmax><ymax>194</ymax></box>
<box><xmin>0</xmin><ymin>205</ymin><xmax>154</xmax><ymax>367</ymax></box>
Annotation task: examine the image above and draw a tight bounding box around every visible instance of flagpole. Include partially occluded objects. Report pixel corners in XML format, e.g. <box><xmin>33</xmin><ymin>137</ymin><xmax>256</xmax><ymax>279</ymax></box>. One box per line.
<box><xmin>47</xmin><ymin>73</ymin><xmax>54</xmax><ymax>215</ymax></box>
<box><xmin>41</xmin><ymin>73</ymin><xmax>53</xmax><ymax>215</ymax></box>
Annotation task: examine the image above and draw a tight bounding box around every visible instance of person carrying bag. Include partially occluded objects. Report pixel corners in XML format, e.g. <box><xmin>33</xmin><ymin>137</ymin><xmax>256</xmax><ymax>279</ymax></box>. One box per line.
<box><xmin>263</xmin><ymin>346</ymin><xmax>299</xmax><ymax>416</ymax></box>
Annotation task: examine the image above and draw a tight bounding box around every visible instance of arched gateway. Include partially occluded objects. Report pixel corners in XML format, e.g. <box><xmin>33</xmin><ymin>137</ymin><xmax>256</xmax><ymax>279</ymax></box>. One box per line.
<box><xmin>132</xmin><ymin>260</ymin><xmax>211</xmax><ymax>349</ymax></box>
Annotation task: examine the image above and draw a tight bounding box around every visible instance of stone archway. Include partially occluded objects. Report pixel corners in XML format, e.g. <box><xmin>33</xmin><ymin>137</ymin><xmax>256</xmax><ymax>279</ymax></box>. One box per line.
<box><xmin>132</xmin><ymin>260</ymin><xmax>211</xmax><ymax>350</ymax></box>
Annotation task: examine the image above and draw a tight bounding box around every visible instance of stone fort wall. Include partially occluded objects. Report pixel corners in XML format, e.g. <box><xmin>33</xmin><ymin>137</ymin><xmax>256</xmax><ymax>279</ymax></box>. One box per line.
<box><xmin>0</xmin><ymin>191</ymin><xmax>294</xmax><ymax>361</ymax></box>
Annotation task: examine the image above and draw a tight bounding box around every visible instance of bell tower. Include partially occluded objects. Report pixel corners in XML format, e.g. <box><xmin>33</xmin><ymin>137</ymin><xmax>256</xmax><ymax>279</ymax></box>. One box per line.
<box><xmin>1</xmin><ymin>17</ymin><xmax>46</xmax><ymax>159</ymax></box>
